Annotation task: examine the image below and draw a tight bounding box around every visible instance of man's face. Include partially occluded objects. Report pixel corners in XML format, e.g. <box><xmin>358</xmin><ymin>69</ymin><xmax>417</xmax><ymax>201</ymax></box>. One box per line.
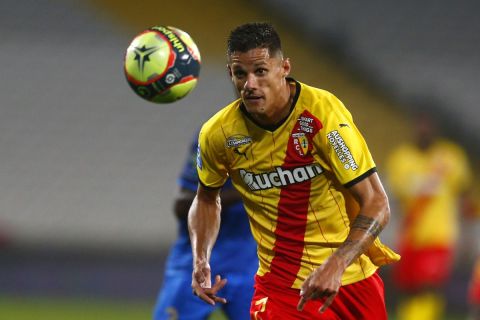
<box><xmin>228</xmin><ymin>48</ymin><xmax>290</xmax><ymax>121</ymax></box>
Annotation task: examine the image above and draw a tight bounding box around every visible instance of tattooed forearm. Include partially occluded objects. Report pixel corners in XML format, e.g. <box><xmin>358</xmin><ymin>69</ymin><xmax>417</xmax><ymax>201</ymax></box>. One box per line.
<box><xmin>333</xmin><ymin>239</ymin><xmax>367</xmax><ymax>266</ymax></box>
<box><xmin>332</xmin><ymin>215</ymin><xmax>384</xmax><ymax>267</ymax></box>
<box><xmin>350</xmin><ymin>214</ymin><xmax>383</xmax><ymax>238</ymax></box>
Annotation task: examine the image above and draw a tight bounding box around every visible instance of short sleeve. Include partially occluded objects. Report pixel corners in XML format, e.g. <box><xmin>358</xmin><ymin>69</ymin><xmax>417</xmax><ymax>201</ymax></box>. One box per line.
<box><xmin>196</xmin><ymin>125</ymin><xmax>229</xmax><ymax>189</ymax></box>
<box><xmin>318</xmin><ymin>94</ymin><xmax>376</xmax><ymax>187</ymax></box>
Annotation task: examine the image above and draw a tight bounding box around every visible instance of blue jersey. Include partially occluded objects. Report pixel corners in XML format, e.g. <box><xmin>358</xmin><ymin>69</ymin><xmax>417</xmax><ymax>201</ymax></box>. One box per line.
<box><xmin>154</xmin><ymin>135</ymin><xmax>258</xmax><ymax>320</ymax></box>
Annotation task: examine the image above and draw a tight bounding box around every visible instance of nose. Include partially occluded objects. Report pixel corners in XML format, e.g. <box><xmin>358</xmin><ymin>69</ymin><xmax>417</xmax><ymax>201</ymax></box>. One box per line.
<box><xmin>243</xmin><ymin>73</ymin><xmax>258</xmax><ymax>91</ymax></box>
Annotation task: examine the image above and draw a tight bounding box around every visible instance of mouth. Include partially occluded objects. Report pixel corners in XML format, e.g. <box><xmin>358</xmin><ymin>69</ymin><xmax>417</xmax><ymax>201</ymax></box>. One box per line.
<box><xmin>244</xmin><ymin>95</ymin><xmax>263</xmax><ymax>103</ymax></box>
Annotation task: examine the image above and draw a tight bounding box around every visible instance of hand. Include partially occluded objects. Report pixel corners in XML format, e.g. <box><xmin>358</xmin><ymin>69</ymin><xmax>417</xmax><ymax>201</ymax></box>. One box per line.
<box><xmin>191</xmin><ymin>262</ymin><xmax>228</xmax><ymax>306</ymax></box>
<box><xmin>297</xmin><ymin>258</ymin><xmax>344</xmax><ymax>313</ymax></box>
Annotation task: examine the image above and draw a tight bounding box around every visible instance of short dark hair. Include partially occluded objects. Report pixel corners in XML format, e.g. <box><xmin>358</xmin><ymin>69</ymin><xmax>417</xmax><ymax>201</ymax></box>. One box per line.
<box><xmin>227</xmin><ymin>22</ymin><xmax>282</xmax><ymax>57</ymax></box>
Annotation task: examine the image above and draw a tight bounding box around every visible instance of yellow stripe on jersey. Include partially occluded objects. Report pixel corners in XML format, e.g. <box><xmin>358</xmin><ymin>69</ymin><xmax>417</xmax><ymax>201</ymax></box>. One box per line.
<box><xmin>197</xmin><ymin>79</ymin><xmax>399</xmax><ymax>289</ymax></box>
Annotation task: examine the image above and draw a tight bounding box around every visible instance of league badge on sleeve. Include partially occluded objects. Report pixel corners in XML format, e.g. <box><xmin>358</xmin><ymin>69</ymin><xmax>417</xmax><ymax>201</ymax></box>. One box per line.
<box><xmin>196</xmin><ymin>142</ymin><xmax>203</xmax><ymax>170</ymax></box>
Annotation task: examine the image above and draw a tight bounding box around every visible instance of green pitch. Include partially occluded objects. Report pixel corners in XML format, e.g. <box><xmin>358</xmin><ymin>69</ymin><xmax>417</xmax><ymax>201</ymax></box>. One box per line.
<box><xmin>0</xmin><ymin>296</ymin><xmax>152</xmax><ymax>320</ymax></box>
<box><xmin>0</xmin><ymin>296</ymin><xmax>465</xmax><ymax>320</ymax></box>
<box><xmin>0</xmin><ymin>295</ymin><xmax>228</xmax><ymax>320</ymax></box>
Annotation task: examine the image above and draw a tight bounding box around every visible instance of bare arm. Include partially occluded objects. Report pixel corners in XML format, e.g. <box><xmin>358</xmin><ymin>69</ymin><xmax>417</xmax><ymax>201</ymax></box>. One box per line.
<box><xmin>298</xmin><ymin>172</ymin><xmax>390</xmax><ymax>312</ymax></box>
<box><xmin>175</xmin><ymin>185</ymin><xmax>242</xmax><ymax>221</ymax></box>
<box><xmin>188</xmin><ymin>184</ymin><xmax>227</xmax><ymax>305</ymax></box>
<box><xmin>331</xmin><ymin>172</ymin><xmax>390</xmax><ymax>268</ymax></box>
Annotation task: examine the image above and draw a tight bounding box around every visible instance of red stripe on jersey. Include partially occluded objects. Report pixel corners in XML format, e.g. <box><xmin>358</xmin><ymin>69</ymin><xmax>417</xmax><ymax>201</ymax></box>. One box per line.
<box><xmin>266</xmin><ymin>110</ymin><xmax>323</xmax><ymax>287</ymax></box>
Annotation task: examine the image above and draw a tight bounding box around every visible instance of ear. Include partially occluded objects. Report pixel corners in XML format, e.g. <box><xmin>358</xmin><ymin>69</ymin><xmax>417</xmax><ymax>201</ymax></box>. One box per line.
<box><xmin>282</xmin><ymin>58</ymin><xmax>291</xmax><ymax>77</ymax></box>
<box><xmin>227</xmin><ymin>64</ymin><xmax>233</xmax><ymax>78</ymax></box>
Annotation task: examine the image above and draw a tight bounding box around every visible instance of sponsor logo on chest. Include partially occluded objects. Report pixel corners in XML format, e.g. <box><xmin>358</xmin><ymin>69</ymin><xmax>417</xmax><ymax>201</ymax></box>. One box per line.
<box><xmin>239</xmin><ymin>164</ymin><xmax>323</xmax><ymax>191</ymax></box>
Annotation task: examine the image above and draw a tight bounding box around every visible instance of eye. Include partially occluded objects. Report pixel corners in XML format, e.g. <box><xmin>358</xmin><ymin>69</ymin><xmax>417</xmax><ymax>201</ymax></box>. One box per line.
<box><xmin>233</xmin><ymin>69</ymin><xmax>246</xmax><ymax>79</ymax></box>
<box><xmin>255</xmin><ymin>68</ymin><xmax>267</xmax><ymax>76</ymax></box>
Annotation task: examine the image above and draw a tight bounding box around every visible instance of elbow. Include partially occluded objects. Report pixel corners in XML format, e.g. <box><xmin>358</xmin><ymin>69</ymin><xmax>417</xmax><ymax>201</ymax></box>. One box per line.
<box><xmin>378</xmin><ymin>193</ymin><xmax>391</xmax><ymax>228</ymax></box>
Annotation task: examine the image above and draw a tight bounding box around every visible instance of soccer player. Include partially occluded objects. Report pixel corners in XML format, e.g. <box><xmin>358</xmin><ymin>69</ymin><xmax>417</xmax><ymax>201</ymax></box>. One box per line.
<box><xmin>153</xmin><ymin>134</ymin><xmax>258</xmax><ymax>320</ymax></box>
<box><xmin>189</xmin><ymin>22</ymin><xmax>399</xmax><ymax>319</ymax></box>
<box><xmin>386</xmin><ymin>112</ymin><xmax>473</xmax><ymax>320</ymax></box>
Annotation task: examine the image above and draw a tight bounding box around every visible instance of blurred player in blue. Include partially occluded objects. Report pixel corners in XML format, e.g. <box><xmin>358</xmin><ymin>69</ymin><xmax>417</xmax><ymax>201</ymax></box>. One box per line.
<box><xmin>153</xmin><ymin>133</ymin><xmax>258</xmax><ymax>320</ymax></box>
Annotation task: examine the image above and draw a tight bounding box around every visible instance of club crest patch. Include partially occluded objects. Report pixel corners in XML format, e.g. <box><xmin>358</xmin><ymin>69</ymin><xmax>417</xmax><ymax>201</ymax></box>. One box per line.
<box><xmin>291</xmin><ymin>132</ymin><xmax>309</xmax><ymax>156</ymax></box>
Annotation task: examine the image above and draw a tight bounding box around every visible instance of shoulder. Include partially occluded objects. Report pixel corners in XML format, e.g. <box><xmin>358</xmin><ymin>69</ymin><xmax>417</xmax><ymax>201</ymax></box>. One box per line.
<box><xmin>298</xmin><ymin>82</ymin><xmax>344</xmax><ymax>107</ymax></box>
<box><xmin>296</xmin><ymin>81</ymin><xmax>352</xmax><ymax>120</ymax></box>
<box><xmin>200</xmin><ymin>99</ymin><xmax>242</xmax><ymax>136</ymax></box>
<box><xmin>435</xmin><ymin>139</ymin><xmax>469</xmax><ymax>160</ymax></box>
<box><xmin>198</xmin><ymin>99</ymin><xmax>244</xmax><ymax>157</ymax></box>
<box><xmin>436</xmin><ymin>139</ymin><xmax>466</xmax><ymax>152</ymax></box>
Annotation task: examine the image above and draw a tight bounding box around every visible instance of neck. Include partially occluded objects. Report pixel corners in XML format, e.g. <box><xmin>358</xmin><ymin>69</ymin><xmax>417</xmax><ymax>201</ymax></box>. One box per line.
<box><xmin>254</xmin><ymin>80</ymin><xmax>295</xmax><ymax>127</ymax></box>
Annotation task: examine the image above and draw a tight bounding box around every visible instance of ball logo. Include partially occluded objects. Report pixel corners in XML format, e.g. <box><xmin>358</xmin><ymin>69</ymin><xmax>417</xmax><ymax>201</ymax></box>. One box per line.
<box><xmin>165</xmin><ymin>73</ymin><xmax>176</xmax><ymax>84</ymax></box>
<box><xmin>151</xmin><ymin>26</ymin><xmax>186</xmax><ymax>53</ymax></box>
<box><xmin>133</xmin><ymin>45</ymin><xmax>159</xmax><ymax>74</ymax></box>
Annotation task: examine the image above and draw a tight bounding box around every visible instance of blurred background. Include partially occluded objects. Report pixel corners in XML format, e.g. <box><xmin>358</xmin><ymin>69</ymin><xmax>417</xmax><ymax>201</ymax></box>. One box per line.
<box><xmin>1</xmin><ymin>0</ymin><xmax>479</xmax><ymax>319</ymax></box>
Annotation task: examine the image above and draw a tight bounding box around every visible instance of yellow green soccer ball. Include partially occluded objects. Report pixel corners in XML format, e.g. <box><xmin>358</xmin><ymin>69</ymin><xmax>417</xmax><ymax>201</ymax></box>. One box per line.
<box><xmin>124</xmin><ymin>26</ymin><xmax>201</xmax><ymax>103</ymax></box>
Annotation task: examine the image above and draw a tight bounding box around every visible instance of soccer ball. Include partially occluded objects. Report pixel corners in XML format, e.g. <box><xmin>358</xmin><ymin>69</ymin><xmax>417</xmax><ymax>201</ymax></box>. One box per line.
<box><xmin>124</xmin><ymin>26</ymin><xmax>201</xmax><ymax>103</ymax></box>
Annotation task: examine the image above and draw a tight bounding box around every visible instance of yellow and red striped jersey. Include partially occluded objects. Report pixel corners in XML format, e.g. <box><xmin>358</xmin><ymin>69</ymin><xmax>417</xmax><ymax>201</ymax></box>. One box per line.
<box><xmin>197</xmin><ymin>80</ymin><xmax>399</xmax><ymax>289</ymax></box>
<box><xmin>386</xmin><ymin>139</ymin><xmax>472</xmax><ymax>248</ymax></box>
